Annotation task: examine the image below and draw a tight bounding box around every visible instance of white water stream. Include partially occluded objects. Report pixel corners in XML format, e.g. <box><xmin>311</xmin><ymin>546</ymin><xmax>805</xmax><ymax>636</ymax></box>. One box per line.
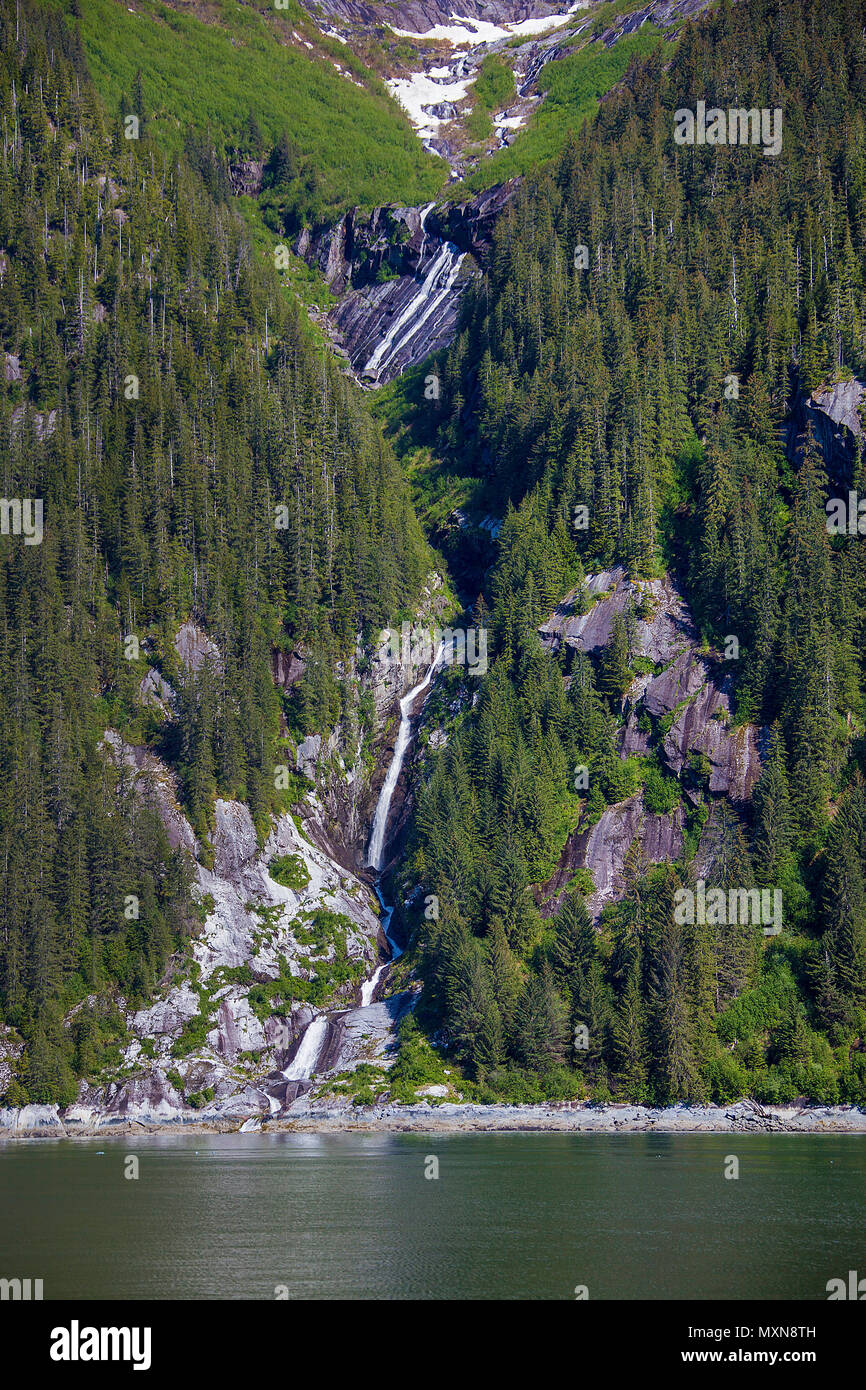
<box><xmin>281</xmin><ymin>1013</ymin><xmax>329</xmax><ymax>1082</ymax></box>
<box><xmin>363</xmin><ymin>208</ymin><xmax>464</xmax><ymax>381</ymax></box>
<box><xmin>366</xmin><ymin>642</ymin><xmax>446</xmax><ymax>870</ymax></box>
<box><xmin>280</xmin><ymin>646</ymin><xmax>445</xmax><ymax>1080</ymax></box>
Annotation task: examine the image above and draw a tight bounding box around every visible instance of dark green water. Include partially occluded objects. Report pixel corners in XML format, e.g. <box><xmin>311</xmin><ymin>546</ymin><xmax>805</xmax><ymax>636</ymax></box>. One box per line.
<box><xmin>1</xmin><ymin>1132</ymin><xmax>863</xmax><ymax>1299</ymax></box>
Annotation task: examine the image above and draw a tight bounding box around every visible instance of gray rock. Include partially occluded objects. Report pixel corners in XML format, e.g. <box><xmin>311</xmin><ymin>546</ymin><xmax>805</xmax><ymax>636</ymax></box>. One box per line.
<box><xmin>787</xmin><ymin>377</ymin><xmax>865</xmax><ymax>486</ymax></box>
<box><xmin>272</xmin><ymin>648</ymin><xmax>306</xmax><ymax>690</ymax></box>
<box><xmin>316</xmin><ymin>991</ymin><xmax>415</xmax><ymax>1077</ymax></box>
<box><xmin>139</xmin><ymin>667</ymin><xmax>177</xmax><ymax>717</ymax></box>
<box><xmin>102</xmin><ymin>1070</ymin><xmax>185</xmax><ymax>1121</ymax></box>
<box><xmin>174</xmin><ymin>619</ymin><xmax>221</xmax><ymax>674</ymax></box>
<box><xmin>541</xmin><ymin>791</ymin><xmax>686</xmax><ymax>920</ymax></box>
<box><xmin>538</xmin><ymin>565</ymin><xmax>767</xmax><ymax>916</ymax></box>
<box><xmin>539</xmin><ymin>567</ymin><xmax>697</xmax><ymax>664</ymax></box>
<box><xmin>295</xmin><ymin>734</ymin><xmax>322</xmax><ymax>778</ymax></box>
<box><xmin>423</xmin><ymin>101</ymin><xmax>459</xmax><ymax>120</ymax></box>
<box><xmin>0</xmin><ymin>1104</ymin><xmax>65</xmax><ymax>1133</ymax></box>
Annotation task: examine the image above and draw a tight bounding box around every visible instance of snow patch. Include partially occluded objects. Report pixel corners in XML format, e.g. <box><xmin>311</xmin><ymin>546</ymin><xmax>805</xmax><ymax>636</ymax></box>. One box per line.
<box><xmin>389</xmin><ymin>5</ymin><xmax>584</xmax><ymax>45</ymax></box>
<box><xmin>387</xmin><ymin>71</ymin><xmax>474</xmax><ymax>137</ymax></box>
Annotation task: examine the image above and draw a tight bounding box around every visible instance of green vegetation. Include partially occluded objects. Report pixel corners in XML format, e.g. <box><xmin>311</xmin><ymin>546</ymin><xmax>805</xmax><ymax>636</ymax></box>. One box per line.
<box><xmin>171</xmin><ymin>990</ymin><xmax>217</xmax><ymax>1058</ymax></box>
<box><xmin>458</xmin><ymin>28</ymin><xmax>663</xmax><ymax>194</ymax></box>
<box><xmin>473</xmin><ymin>54</ymin><xmax>517</xmax><ymax>113</ymax></box>
<box><xmin>63</xmin><ymin>0</ymin><xmax>445</xmax><ymax>224</ymax></box>
<box><xmin>246</xmin><ymin>913</ymin><xmax>365</xmax><ymax>1015</ymax></box>
<box><xmin>464</xmin><ymin>53</ymin><xmax>517</xmax><ymax>143</ymax></box>
<box><xmin>398</xmin><ymin>0</ymin><xmax>866</xmax><ymax>1106</ymax></box>
<box><xmin>268</xmin><ymin>854</ymin><xmax>310</xmax><ymax>892</ymax></box>
<box><xmin>187</xmin><ymin>1085</ymin><xmax>215</xmax><ymax>1109</ymax></box>
<box><xmin>0</xmin><ymin>0</ymin><xmax>430</xmax><ymax>1103</ymax></box>
<box><xmin>4</xmin><ymin>0</ymin><xmax>866</xmax><ymax>1115</ymax></box>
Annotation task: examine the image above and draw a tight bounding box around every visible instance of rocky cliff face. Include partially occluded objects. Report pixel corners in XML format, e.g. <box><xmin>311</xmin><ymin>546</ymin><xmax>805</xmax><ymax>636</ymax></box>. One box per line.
<box><xmin>71</xmin><ymin>733</ymin><xmax>387</xmax><ymax>1116</ymax></box>
<box><xmin>426</xmin><ymin>181</ymin><xmax>519</xmax><ymax>261</ymax></box>
<box><xmin>539</xmin><ymin>567</ymin><xmax>766</xmax><ymax>918</ymax></box>
<box><xmin>298</xmin><ymin>185</ymin><xmax>524</xmax><ymax>383</ymax></box>
<box><xmin>0</xmin><ymin>764</ymin><xmax>418</xmax><ymax>1131</ymax></box>
<box><xmin>281</xmin><ymin>572</ymin><xmax>451</xmax><ymax>870</ymax></box>
<box><xmin>25</xmin><ymin>764</ymin><xmax>418</xmax><ymax>1132</ymax></box>
<box><xmin>0</xmin><ymin>583</ymin><xmax>451</xmax><ymax>1131</ymax></box>
<box><xmin>299</xmin><ymin>204</ymin><xmax>480</xmax><ymax>383</ymax></box>
<box><xmin>786</xmin><ymin>378</ymin><xmax>865</xmax><ymax>487</ymax></box>
<box><xmin>303</xmin><ymin>0</ymin><xmax>571</xmax><ymax>32</ymax></box>
<box><xmin>292</xmin><ymin>0</ymin><xmax>721</xmax><ymax>386</ymax></box>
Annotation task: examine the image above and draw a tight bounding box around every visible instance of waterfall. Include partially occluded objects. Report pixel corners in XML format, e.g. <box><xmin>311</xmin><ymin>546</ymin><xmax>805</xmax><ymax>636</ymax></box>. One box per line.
<box><xmin>366</xmin><ymin>643</ymin><xmax>446</xmax><ymax>871</ymax></box>
<box><xmin>282</xmin><ymin>645</ymin><xmax>444</xmax><ymax>1084</ymax></box>
<box><xmin>358</xmin><ymin>645</ymin><xmax>445</xmax><ymax>1006</ymax></box>
<box><xmin>363</xmin><ymin>208</ymin><xmax>464</xmax><ymax>381</ymax></box>
<box><xmin>282</xmin><ymin>1014</ymin><xmax>329</xmax><ymax>1081</ymax></box>
<box><xmin>360</xmin><ymin>891</ymin><xmax>399</xmax><ymax>1007</ymax></box>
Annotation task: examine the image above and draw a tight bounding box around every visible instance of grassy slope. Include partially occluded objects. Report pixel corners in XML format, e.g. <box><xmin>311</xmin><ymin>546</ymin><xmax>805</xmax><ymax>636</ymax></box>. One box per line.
<box><xmin>457</xmin><ymin>25</ymin><xmax>665</xmax><ymax>195</ymax></box>
<box><xmin>61</xmin><ymin>0</ymin><xmax>445</xmax><ymax>213</ymax></box>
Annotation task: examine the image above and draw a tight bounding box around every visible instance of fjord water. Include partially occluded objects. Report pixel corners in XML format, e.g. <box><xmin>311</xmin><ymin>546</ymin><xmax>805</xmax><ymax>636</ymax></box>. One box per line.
<box><xmin>2</xmin><ymin>1133</ymin><xmax>864</xmax><ymax>1300</ymax></box>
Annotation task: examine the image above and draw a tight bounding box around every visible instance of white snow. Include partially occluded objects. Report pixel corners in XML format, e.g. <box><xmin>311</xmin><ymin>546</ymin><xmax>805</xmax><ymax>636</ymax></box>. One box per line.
<box><xmin>388</xmin><ymin>5</ymin><xmax>587</xmax><ymax>142</ymax></box>
<box><xmin>389</xmin><ymin>5</ymin><xmax>585</xmax><ymax>45</ymax></box>
<box><xmin>387</xmin><ymin>71</ymin><xmax>474</xmax><ymax>136</ymax></box>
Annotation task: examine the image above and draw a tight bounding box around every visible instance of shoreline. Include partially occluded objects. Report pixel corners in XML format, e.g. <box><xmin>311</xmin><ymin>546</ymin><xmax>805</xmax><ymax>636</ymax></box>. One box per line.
<box><xmin>2</xmin><ymin>1099</ymin><xmax>865</xmax><ymax>1139</ymax></box>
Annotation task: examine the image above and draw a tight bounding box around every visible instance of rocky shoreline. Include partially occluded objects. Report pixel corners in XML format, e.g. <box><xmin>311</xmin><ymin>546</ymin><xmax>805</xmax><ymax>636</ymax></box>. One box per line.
<box><xmin>2</xmin><ymin>1098</ymin><xmax>865</xmax><ymax>1139</ymax></box>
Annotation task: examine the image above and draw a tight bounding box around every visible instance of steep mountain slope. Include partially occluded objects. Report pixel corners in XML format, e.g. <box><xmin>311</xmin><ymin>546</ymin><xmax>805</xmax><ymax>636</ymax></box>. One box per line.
<box><xmin>71</xmin><ymin>0</ymin><xmax>445</xmax><ymax>220</ymax></box>
<box><xmin>388</xmin><ymin>0</ymin><xmax>866</xmax><ymax>1107</ymax></box>
<box><xmin>3</xmin><ymin>0</ymin><xmax>866</xmax><ymax>1125</ymax></box>
<box><xmin>0</xmin><ymin>0</ymin><xmax>439</xmax><ymax>1111</ymax></box>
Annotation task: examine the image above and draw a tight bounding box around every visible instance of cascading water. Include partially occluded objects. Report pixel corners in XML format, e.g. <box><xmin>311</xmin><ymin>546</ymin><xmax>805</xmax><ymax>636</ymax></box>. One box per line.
<box><xmin>281</xmin><ymin>1014</ymin><xmax>329</xmax><ymax>1082</ymax></box>
<box><xmin>359</xmin><ymin>643</ymin><xmax>446</xmax><ymax>1004</ymax></box>
<box><xmin>279</xmin><ymin>645</ymin><xmax>445</xmax><ymax>1087</ymax></box>
<box><xmin>363</xmin><ymin>209</ymin><xmax>464</xmax><ymax>382</ymax></box>
<box><xmin>359</xmin><ymin>891</ymin><xmax>397</xmax><ymax>1008</ymax></box>
<box><xmin>366</xmin><ymin>643</ymin><xmax>446</xmax><ymax>871</ymax></box>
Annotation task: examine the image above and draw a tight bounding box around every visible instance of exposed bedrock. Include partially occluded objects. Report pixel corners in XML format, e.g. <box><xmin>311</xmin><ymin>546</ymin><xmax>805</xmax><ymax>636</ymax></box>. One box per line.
<box><xmin>786</xmin><ymin>378</ymin><xmax>865</xmax><ymax>488</ymax></box>
<box><xmin>328</xmin><ymin>249</ymin><xmax>471</xmax><ymax>383</ymax></box>
<box><xmin>425</xmin><ymin>180</ymin><xmax>520</xmax><ymax>263</ymax></box>
<box><xmin>538</xmin><ymin>567</ymin><xmax>767</xmax><ymax>918</ymax></box>
<box><xmin>315</xmin><ymin>990</ymin><xmax>416</xmax><ymax>1076</ymax></box>
<box><xmin>539</xmin><ymin>564</ymin><xmax>697</xmax><ymax>663</ymax></box>
<box><xmin>302</xmin><ymin>0</ymin><xmax>570</xmax><ymax>31</ymax></box>
<box><xmin>541</xmin><ymin>790</ymin><xmax>687</xmax><ymax>919</ymax></box>
<box><xmin>297</xmin><ymin>204</ymin><xmax>427</xmax><ymax>296</ymax></box>
<box><xmin>297</xmin><ymin>186</ymin><xmax>520</xmax><ymax>382</ymax></box>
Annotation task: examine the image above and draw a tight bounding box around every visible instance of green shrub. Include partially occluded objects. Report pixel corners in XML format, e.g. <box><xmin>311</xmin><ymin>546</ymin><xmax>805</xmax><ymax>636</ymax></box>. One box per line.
<box><xmin>643</xmin><ymin>762</ymin><xmax>681</xmax><ymax>815</ymax></box>
<box><xmin>268</xmin><ymin>853</ymin><xmax>310</xmax><ymax>891</ymax></box>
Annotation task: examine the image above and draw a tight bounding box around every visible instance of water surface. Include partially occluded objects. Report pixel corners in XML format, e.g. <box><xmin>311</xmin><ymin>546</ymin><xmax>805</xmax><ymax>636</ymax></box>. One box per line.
<box><xmin>1</xmin><ymin>1132</ymin><xmax>863</xmax><ymax>1299</ymax></box>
